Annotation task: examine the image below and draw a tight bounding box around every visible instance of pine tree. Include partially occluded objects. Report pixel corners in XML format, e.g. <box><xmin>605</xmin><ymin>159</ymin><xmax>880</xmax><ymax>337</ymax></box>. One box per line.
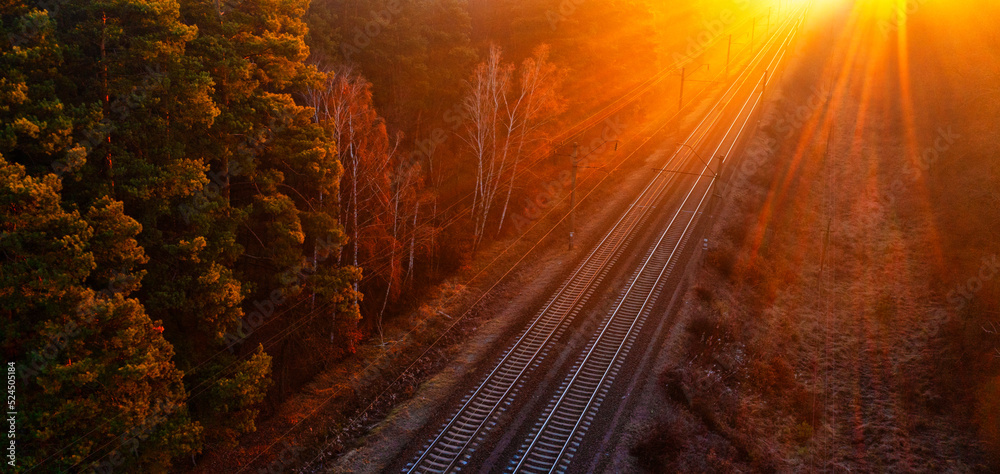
<box><xmin>23</xmin><ymin>0</ymin><xmax>268</xmax><ymax>450</ymax></box>
<box><xmin>1</xmin><ymin>4</ymin><xmax>205</xmax><ymax>469</ymax></box>
<box><xmin>179</xmin><ymin>0</ymin><xmax>358</xmax><ymax>422</ymax></box>
<box><xmin>0</xmin><ymin>2</ymin><xmax>89</xmax><ymax>178</ymax></box>
<box><xmin>306</xmin><ymin>0</ymin><xmax>475</xmax><ymax>130</ymax></box>
<box><xmin>4</xmin><ymin>0</ymin><xmax>366</xmax><ymax>463</ymax></box>
<box><xmin>0</xmin><ymin>156</ymin><xmax>200</xmax><ymax>471</ymax></box>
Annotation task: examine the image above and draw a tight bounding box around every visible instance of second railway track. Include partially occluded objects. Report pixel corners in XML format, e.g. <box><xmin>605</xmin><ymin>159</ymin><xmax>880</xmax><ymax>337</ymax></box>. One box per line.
<box><xmin>405</xmin><ymin>5</ymin><xmax>808</xmax><ymax>472</ymax></box>
<box><xmin>507</xmin><ymin>10</ymin><xmax>807</xmax><ymax>472</ymax></box>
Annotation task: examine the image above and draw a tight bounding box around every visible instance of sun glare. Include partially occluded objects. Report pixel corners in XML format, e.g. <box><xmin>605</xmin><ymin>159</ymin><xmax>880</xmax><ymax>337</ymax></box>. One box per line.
<box><xmin>6</xmin><ymin>0</ymin><xmax>1000</xmax><ymax>471</ymax></box>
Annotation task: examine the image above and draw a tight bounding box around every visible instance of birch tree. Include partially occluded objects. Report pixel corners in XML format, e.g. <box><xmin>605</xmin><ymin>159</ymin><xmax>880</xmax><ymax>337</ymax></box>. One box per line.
<box><xmin>308</xmin><ymin>68</ymin><xmax>431</xmax><ymax>338</ymax></box>
<box><xmin>461</xmin><ymin>45</ymin><xmax>564</xmax><ymax>250</ymax></box>
<box><xmin>496</xmin><ymin>45</ymin><xmax>565</xmax><ymax>235</ymax></box>
<box><xmin>463</xmin><ymin>45</ymin><xmax>513</xmax><ymax>251</ymax></box>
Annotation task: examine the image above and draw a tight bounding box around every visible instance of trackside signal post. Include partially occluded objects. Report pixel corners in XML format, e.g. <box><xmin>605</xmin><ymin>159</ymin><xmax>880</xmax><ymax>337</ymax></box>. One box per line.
<box><xmin>570</xmin><ymin>142</ymin><xmax>578</xmax><ymax>250</ymax></box>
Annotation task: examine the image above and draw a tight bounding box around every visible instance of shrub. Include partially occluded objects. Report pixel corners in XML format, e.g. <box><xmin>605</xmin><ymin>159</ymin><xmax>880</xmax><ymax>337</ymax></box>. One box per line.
<box><xmin>707</xmin><ymin>247</ymin><xmax>737</xmax><ymax>278</ymax></box>
<box><xmin>976</xmin><ymin>375</ymin><xmax>1000</xmax><ymax>467</ymax></box>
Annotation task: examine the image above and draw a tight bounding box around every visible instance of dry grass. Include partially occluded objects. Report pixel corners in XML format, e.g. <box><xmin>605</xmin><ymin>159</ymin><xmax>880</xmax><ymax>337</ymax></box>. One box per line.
<box><xmin>187</xmin><ymin>85</ymin><xmax>682</xmax><ymax>472</ymax></box>
<box><xmin>631</xmin><ymin>3</ymin><xmax>996</xmax><ymax>471</ymax></box>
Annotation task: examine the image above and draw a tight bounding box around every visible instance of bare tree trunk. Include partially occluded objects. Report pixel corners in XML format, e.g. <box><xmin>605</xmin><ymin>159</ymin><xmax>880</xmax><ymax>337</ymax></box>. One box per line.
<box><xmin>100</xmin><ymin>11</ymin><xmax>114</xmax><ymax>191</ymax></box>
<box><xmin>350</xmin><ymin>114</ymin><xmax>359</xmax><ymax>294</ymax></box>
<box><xmin>431</xmin><ymin>195</ymin><xmax>438</xmax><ymax>274</ymax></box>
<box><xmin>463</xmin><ymin>46</ymin><xmax>512</xmax><ymax>252</ymax></box>
<box><xmin>407</xmin><ymin>201</ymin><xmax>419</xmax><ymax>284</ymax></box>
<box><xmin>497</xmin><ymin>50</ymin><xmax>556</xmax><ymax>235</ymax></box>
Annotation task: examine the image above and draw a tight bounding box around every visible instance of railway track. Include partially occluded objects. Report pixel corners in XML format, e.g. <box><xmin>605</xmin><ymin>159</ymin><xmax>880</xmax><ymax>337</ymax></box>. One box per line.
<box><xmin>405</xmin><ymin>97</ymin><xmax>691</xmax><ymax>474</ymax></box>
<box><xmin>507</xmin><ymin>10</ymin><xmax>806</xmax><ymax>473</ymax></box>
<box><xmin>405</xmin><ymin>7</ymin><xmax>807</xmax><ymax>473</ymax></box>
<box><xmin>508</xmin><ymin>216</ymin><xmax>690</xmax><ymax>473</ymax></box>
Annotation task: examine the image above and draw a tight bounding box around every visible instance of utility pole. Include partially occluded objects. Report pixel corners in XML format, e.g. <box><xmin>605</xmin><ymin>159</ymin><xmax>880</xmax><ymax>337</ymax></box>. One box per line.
<box><xmin>569</xmin><ymin>142</ymin><xmax>578</xmax><ymax>250</ymax></box>
<box><xmin>825</xmin><ymin>120</ymin><xmax>833</xmax><ymax>162</ymax></box>
<box><xmin>679</xmin><ymin>67</ymin><xmax>685</xmax><ymax>110</ymax></box>
<box><xmin>679</xmin><ymin>64</ymin><xmax>709</xmax><ymax>109</ymax></box>
<box><xmin>726</xmin><ymin>35</ymin><xmax>732</xmax><ymax>78</ymax></box>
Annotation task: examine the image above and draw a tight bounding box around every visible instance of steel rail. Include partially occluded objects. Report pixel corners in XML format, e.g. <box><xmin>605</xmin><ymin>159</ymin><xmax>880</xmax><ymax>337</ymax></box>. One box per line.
<box><xmin>510</xmin><ymin>8</ymin><xmax>808</xmax><ymax>472</ymax></box>
<box><xmin>406</xmin><ymin>9</ymin><xmax>801</xmax><ymax>473</ymax></box>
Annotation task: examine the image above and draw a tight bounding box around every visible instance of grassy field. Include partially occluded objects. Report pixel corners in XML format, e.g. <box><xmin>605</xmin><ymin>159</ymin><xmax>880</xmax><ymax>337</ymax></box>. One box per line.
<box><xmin>631</xmin><ymin>1</ymin><xmax>1000</xmax><ymax>471</ymax></box>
